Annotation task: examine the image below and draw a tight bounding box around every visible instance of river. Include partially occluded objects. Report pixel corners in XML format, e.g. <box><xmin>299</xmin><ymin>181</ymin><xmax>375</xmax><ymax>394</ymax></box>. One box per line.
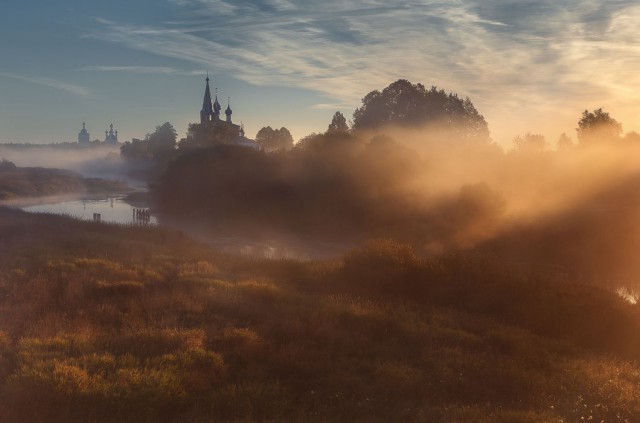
<box><xmin>5</xmin><ymin>193</ymin><xmax>350</xmax><ymax>259</ymax></box>
<box><xmin>12</xmin><ymin>194</ymin><xmax>156</xmax><ymax>225</ymax></box>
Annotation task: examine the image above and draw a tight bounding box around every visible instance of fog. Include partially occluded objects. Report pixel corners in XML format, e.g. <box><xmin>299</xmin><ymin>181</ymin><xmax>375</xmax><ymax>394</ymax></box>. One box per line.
<box><xmin>154</xmin><ymin>124</ymin><xmax>640</xmax><ymax>290</ymax></box>
<box><xmin>372</xmin><ymin>124</ymin><xmax>640</xmax><ymax>286</ymax></box>
<box><xmin>6</xmin><ymin>125</ymin><xmax>640</xmax><ymax>288</ymax></box>
<box><xmin>0</xmin><ymin>144</ymin><xmax>122</xmax><ymax>178</ymax></box>
<box><xmin>0</xmin><ymin>144</ymin><xmax>156</xmax><ymax>190</ymax></box>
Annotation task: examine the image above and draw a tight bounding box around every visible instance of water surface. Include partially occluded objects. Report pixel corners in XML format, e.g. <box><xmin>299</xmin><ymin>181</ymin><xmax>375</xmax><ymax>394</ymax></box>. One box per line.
<box><xmin>20</xmin><ymin>195</ymin><xmax>155</xmax><ymax>225</ymax></box>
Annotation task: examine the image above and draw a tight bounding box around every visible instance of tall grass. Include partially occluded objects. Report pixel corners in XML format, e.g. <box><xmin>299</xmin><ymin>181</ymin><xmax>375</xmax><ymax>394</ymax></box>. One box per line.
<box><xmin>0</xmin><ymin>207</ymin><xmax>639</xmax><ymax>422</ymax></box>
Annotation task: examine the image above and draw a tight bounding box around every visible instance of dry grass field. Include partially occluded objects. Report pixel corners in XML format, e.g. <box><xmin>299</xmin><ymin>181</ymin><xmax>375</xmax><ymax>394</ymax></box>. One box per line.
<box><xmin>0</xmin><ymin>207</ymin><xmax>639</xmax><ymax>422</ymax></box>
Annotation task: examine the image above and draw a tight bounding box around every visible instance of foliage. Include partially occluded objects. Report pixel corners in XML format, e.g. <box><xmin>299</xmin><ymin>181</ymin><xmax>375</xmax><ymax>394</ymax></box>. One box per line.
<box><xmin>255</xmin><ymin>126</ymin><xmax>294</xmax><ymax>152</ymax></box>
<box><xmin>155</xmin><ymin>133</ymin><xmax>432</xmax><ymax>241</ymax></box>
<box><xmin>623</xmin><ymin>131</ymin><xmax>640</xmax><ymax>143</ymax></box>
<box><xmin>557</xmin><ymin>132</ymin><xmax>573</xmax><ymax>150</ymax></box>
<box><xmin>120</xmin><ymin>122</ymin><xmax>177</xmax><ymax>161</ymax></box>
<box><xmin>352</xmin><ymin>79</ymin><xmax>490</xmax><ymax>143</ymax></box>
<box><xmin>119</xmin><ymin>138</ymin><xmax>149</xmax><ymax>160</ymax></box>
<box><xmin>154</xmin><ymin>129</ymin><xmax>510</xmax><ymax>247</ymax></box>
<box><xmin>146</xmin><ymin>122</ymin><xmax>177</xmax><ymax>160</ymax></box>
<box><xmin>178</xmin><ymin>122</ymin><xmax>237</xmax><ymax>151</ymax></box>
<box><xmin>0</xmin><ymin>159</ymin><xmax>16</xmax><ymax>171</ymax></box>
<box><xmin>326</xmin><ymin>111</ymin><xmax>349</xmax><ymax>134</ymax></box>
<box><xmin>576</xmin><ymin>108</ymin><xmax>622</xmax><ymax>144</ymax></box>
<box><xmin>512</xmin><ymin>132</ymin><xmax>546</xmax><ymax>153</ymax></box>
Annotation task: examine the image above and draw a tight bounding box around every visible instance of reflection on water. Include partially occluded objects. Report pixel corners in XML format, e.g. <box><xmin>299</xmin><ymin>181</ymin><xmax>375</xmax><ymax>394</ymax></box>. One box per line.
<box><xmin>22</xmin><ymin>196</ymin><xmax>156</xmax><ymax>225</ymax></box>
<box><xmin>14</xmin><ymin>195</ymin><xmax>351</xmax><ymax>259</ymax></box>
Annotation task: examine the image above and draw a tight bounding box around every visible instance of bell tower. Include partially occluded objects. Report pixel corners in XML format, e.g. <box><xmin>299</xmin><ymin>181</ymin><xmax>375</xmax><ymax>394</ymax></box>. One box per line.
<box><xmin>200</xmin><ymin>74</ymin><xmax>214</xmax><ymax>123</ymax></box>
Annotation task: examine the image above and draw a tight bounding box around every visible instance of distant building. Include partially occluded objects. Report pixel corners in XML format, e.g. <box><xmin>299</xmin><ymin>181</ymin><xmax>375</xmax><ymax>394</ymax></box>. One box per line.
<box><xmin>199</xmin><ymin>76</ymin><xmax>256</xmax><ymax>147</ymax></box>
<box><xmin>104</xmin><ymin>123</ymin><xmax>118</xmax><ymax>145</ymax></box>
<box><xmin>78</xmin><ymin>122</ymin><xmax>90</xmax><ymax>145</ymax></box>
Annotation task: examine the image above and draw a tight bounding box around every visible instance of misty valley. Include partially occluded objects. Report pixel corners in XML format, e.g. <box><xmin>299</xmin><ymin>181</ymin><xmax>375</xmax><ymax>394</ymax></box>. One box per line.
<box><xmin>1</xmin><ymin>79</ymin><xmax>640</xmax><ymax>422</ymax></box>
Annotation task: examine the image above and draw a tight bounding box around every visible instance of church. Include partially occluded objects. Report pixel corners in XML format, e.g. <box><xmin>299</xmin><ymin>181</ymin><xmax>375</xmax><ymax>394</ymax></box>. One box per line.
<box><xmin>199</xmin><ymin>76</ymin><xmax>256</xmax><ymax>148</ymax></box>
<box><xmin>104</xmin><ymin>123</ymin><xmax>118</xmax><ymax>145</ymax></box>
<box><xmin>78</xmin><ymin>122</ymin><xmax>90</xmax><ymax>145</ymax></box>
<box><xmin>77</xmin><ymin>122</ymin><xmax>119</xmax><ymax>145</ymax></box>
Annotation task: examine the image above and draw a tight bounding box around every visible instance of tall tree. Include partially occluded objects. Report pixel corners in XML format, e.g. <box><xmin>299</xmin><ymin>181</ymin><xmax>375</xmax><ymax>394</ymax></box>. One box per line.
<box><xmin>352</xmin><ymin>79</ymin><xmax>490</xmax><ymax>142</ymax></box>
<box><xmin>557</xmin><ymin>133</ymin><xmax>573</xmax><ymax>151</ymax></box>
<box><xmin>576</xmin><ymin>108</ymin><xmax>622</xmax><ymax>144</ymax></box>
<box><xmin>147</xmin><ymin>122</ymin><xmax>177</xmax><ymax>160</ymax></box>
<box><xmin>327</xmin><ymin>111</ymin><xmax>349</xmax><ymax>134</ymax></box>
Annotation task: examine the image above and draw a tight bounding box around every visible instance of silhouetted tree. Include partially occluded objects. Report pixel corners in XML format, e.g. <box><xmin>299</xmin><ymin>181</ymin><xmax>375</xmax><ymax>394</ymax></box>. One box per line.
<box><xmin>577</xmin><ymin>108</ymin><xmax>622</xmax><ymax>144</ymax></box>
<box><xmin>294</xmin><ymin>132</ymin><xmax>320</xmax><ymax>149</ymax></box>
<box><xmin>147</xmin><ymin>122</ymin><xmax>177</xmax><ymax>160</ymax></box>
<box><xmin>557</xmin><ymin>133</ymin><xmax>573</xmax><ymax>151</ymax></box>
<box><xmin>0</xmin><ymin>159</ymin><xmax>16</xmax><ymax>170</ymax></box>
<box><xmin>120</xmin><ymin>138</ymin><xmax>149</xmax><ymax>160</ymax></box>
<box><xmin>512</xmin><ymin>132</ymin><xmax>546</xmax><ymax>153</ymax></box>
<box><xmin>327</xmin><ymin>111</ymin><xmax>349</xmax><ymax>134</ymax></box>
<box><xmin>623</xmin><ymin>131</ymin><xmax>640</xmax><ymax>143</ymax></box>
<box><xmin>352</xmin><ymin>79</ymin><xmax>490</xmax><ymax>142</ymax></box>
<box><xmin>256</xmin><ymin>126</ymin><xmax>293</xmax><ymax>152</ymax></box>
<box><xmin>120</xmin><ymin>122</ymin><xmax>177</xmax><ymax>161</ymax></box>
<box><xmin>179</xmin><ymin>122</ymin><xmax>236</xmax><ymax>151</ymax></box>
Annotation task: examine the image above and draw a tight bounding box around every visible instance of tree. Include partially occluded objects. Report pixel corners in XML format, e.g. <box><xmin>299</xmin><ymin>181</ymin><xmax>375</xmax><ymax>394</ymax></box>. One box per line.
<box><xmin>147</xmin><ymin>122</ymin><xmax>177</xmax><ymax>160</ymax></box>
<box><xmin>327</xmin><ymin>111</ymin><xmax>349</xmax><ymax>134</ymax></box>
<box><xmin>352</xmin><ymin>79</ymin><xmax>490</xmax><ymax>142</ymax></box>
<box><xmin>179</xmin><ymin>122</ymin><xmax>236</xmax><ymax>151</ymax></box>
<box><xmin>624</xmin><ymin>131</ymin><xmax>640</xmax><ymax>143</ymax></box>
<box><xmin>294</xmin><ymin>132</ymin><xmax>320</xmax><ymax>149</ymax></box>
<box><xmin>120</xmin><ymin>122</ymin><xmax>177</xmax><ymax>161</ymax></box>
<box><xmin>120</xmin><ymin>138</ymin><xmax>149</xmax><ymax>160</ymax></box>
<box><xmin>255</xmin><ymin>126</ymin><xmax>293</xmax><ymax>152</ymax></box>
<box><xmin>576</xmin><ymin>108</ymin><xmax>622</xmax><ymax>144</ymax></box>
<box><xmin>557</xmin><ymin>133</ymin><xmax>573</xmax><ymax>151</ymax></box>
<box><xmin>0</xmin><ymin>159</ymin><xmax>16</xmax><ymax>170</ymax></box>
<box><xmin>512</xmin><ymin>132</ymin><xmax>546</xmax><ymax>153</ymax></box>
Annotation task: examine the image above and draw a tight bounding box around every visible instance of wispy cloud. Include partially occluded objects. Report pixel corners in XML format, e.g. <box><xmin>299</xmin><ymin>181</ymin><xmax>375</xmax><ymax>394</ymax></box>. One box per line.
<box><xmin>77</xmin><ymin>65</ymin><xmax>202</xmax><ymax>76</ymax></box>
<box><xmin>0</xmin><ymin>72</ymin><xmax>90</xmax><ymax>97</ymax></box>
<box><xmin>90</xmin><ymin>0</ymin><xmax>640</xmax><ymax>139</ymax></box>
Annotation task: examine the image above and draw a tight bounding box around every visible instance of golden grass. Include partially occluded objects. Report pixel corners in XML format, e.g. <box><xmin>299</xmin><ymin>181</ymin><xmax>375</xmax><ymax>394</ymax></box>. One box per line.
<box><xmin>0</xmin><ymin>207</ymin><xmax>639</xmax><ymax>422</ymax></box>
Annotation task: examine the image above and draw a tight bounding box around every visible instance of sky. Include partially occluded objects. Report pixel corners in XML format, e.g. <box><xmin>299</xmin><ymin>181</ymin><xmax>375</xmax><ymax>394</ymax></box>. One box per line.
<box><xmin>1</xmin><ymin>0</ymin><xmax>640</xmax><ymax>147</ymax></box>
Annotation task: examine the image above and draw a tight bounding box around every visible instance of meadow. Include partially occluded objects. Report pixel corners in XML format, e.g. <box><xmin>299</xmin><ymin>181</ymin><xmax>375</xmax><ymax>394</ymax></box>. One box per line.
<box><xmin>0</xmin><ymin>206</ymin><xmax>639</xmax><ymax>422</ymax></box>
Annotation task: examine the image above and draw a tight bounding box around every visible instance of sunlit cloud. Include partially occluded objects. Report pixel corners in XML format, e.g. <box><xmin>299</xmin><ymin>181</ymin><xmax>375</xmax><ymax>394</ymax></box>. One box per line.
<box><xmin>90</xmin><ymin>0</ymin><xmax>640</xmax><ymax>141</ymax></box>
<box><xmin>310</xmin><ymin>103</ymin><xmax>355</xmax><ymax>111</ymax></box>
<box><xmin>0</xmin><ymin>72</ymin><xmax>91</xmax><ymax>97</ymax></box>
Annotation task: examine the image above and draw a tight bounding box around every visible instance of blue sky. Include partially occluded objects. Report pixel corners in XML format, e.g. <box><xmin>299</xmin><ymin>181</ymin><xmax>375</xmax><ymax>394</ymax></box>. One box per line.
<box><xmin>1</xmin><ymin>0</ymin><xmax>640</xmax><ymax>146</ymax></box>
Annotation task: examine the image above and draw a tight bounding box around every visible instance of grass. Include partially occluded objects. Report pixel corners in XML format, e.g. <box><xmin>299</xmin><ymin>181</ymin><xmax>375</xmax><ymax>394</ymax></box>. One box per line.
<box><xmin>0</xmin><ymin>207</ymin><xmax>639</xmax><ymax>422</ymax></box>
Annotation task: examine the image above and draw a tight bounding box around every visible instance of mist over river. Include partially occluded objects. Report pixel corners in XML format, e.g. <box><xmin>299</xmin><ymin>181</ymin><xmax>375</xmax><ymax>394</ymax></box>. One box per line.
<box><xmin>5</xmin><ymin>193</ymin><xmax>350</xmax><ymax>260</ymax></box>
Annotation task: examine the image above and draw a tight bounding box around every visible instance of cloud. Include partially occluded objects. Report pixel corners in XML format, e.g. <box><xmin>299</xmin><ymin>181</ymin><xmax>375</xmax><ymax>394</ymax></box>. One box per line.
<box><xmin>90</xmin><ymin>0</ymin><xmax>640</xmax><ymax>141</ymax></box>
<box><xmin>310</xmin><ymin>102</ymin><xmax>354</xmax><ymax>110</ymax></box>
<box><xmin>0</xmin><ymin>72</ymin><xmax>91</xmax><ymax>97</ymax></box>
<box><xmin>77</xmin><ymin>65</ymin><xmax>202</xmax><ymax>76</ymax></box>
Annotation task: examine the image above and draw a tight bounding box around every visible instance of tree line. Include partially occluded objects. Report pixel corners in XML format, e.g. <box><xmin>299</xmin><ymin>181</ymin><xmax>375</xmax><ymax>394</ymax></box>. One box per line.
<box><xmin>121</xmin><ymin>79</ymin><xmax>635</xmax><ymax>162</ymax></box>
